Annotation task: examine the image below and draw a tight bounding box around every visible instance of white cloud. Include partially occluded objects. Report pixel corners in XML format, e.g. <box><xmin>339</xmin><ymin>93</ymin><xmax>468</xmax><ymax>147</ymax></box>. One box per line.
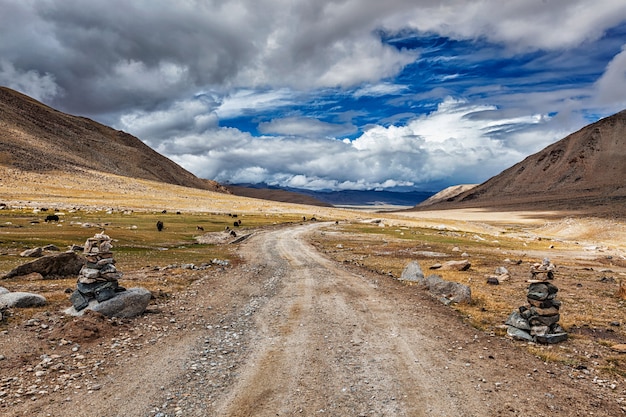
<box><xmin>149</xmin><ymin>97</ymin><xmax>556</xmax><ymax>191</ymax></box>
<box><xmin>215</xmin><ymin>89</ymin><xmax>296</xmax><ymax>119</ymax></box>
<box><xmin>258</xmin><ymin>117</ymin><xmax>356</xmax><ymax>137</ymax></box>
<box><xmin>0</xmin><ymin>60</ymin><xmax>61</xmax><ymax>102</ymax></box>
<box><xmin>353</xmin><ymin>83</ymin><xmax>408</xmax><ymax>98</ymax></box>
<box><xmin>594</xmin><ymin>44</ymin><xmax>626</xmax><ymax>109</ymax></box>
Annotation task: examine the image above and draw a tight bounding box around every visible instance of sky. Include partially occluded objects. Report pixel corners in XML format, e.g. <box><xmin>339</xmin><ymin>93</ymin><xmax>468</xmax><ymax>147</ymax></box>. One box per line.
<box><xmin>2</xmin><ymin>0</ymin><xmax>626</xmax><ymax>192</ymax></box>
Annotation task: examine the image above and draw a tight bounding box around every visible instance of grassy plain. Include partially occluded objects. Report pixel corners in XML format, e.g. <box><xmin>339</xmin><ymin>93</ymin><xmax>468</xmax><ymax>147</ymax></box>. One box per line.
<box><xmin>1</xmin><ymin>168</ymin><xmax>626</xmax><ymax>376</ymax></box>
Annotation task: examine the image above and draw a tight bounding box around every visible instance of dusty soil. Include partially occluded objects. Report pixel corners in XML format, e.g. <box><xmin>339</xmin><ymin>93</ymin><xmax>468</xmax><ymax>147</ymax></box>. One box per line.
<box><xmin>1</xmin><ymin>222</ymin><xmax>625</xmax><ymax>416</ymax></box>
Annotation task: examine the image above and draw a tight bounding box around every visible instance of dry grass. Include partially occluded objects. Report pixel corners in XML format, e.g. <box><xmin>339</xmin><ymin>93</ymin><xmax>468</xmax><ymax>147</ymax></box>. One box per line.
<box><xmin>311</xmin><ymin>220</ymin><xmax>626</xmax><ymax>374</ymax></box>
<box><xmin>617</xmin><ymin>279</ymin><xmax>626</xmax><ymax>300</ymax></box>
<box><xmin>2</xmin><ymin>167</ymin><xmax>626</xmax><ymax>377</ymax></box>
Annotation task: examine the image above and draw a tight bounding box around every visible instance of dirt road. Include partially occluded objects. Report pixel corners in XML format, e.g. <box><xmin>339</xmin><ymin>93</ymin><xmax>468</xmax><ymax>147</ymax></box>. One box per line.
<box><xmin>4</xmin><ymin>223</ymin><xmax>622</xmax><ymax>416</ymax></box>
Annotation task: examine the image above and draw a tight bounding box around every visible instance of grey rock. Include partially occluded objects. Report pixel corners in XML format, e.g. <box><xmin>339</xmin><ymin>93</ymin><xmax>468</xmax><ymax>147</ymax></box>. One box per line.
<box><xmin>20</xmin><ymin>247</ymin><xmax>43</xmax><ymax>258</ymax></box>
<box><xmin>64</xmin><ymin>287</ymin><xmax>151</xmax><ymax>318</ymax></box>
<box><xmin>0</xmin><ymin>287</ymin><xmax>9</xmax><ymax>295</ymax></box>
<box><xmin>535</xmin><ymin>333</ymin><xmax>568</xmax><ymax>344</ymax></box>
<box><xmin>530</xmin><ymin>325</ymin><xmax>550</xmax><ymax>336</ymax></box>
<box><xmin>43</xmin><ymin>244</ymin><xmax>61</xmax><ymax>251</ymax></box>
<box><xmin>529</xmin><ymin>314</ymin><xmax>560</xmax><ymax>326</ymax></box>
<box><xmin>506</xmin><ymin>326</ymin><xmax>534</xmax><ymax>342</ymax></box>
<box><xmin>2</xmin><ymin>251</ymin><xmax>85</xmax><ymax>279</ymax></box>
<box><xmin>399</xmin><ymin>261</ymin><xmax>425</xmax><ymax>283</ymax></box>
<box><xmin>505</xmin><ymin>311</ymin><xmax>530</xmax><ymax>330</ymax></box>
<box><xmin>425</xmin><ymin>274</ymin><xmax>471</xmax><ymax>304</ymax></box>
<box><xmin>495</xmin><ymin>266</ymin><xmax>510</xmax><ymax>275</ymax></box>
<box><xmin>0</xmin><ymin>292</ymin><xmax>47</xmax><ymax>308</ymax></box>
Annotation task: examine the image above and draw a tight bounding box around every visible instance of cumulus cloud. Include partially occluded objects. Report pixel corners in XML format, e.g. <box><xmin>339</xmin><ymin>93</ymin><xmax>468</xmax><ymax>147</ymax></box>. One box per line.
<box><xmin>594</xmin><ymin>45</ymin><xmax>626</xmax><ymax>109</ymax></box>
<box><xmin>141</xmin><ymin>97</ymin><xmax>555</xmax><ymax>191</ymax></box>
<box><xmin>0</xmin><ymin>61</ymin><xmax>61</xmax><ymax>102</ymax></box>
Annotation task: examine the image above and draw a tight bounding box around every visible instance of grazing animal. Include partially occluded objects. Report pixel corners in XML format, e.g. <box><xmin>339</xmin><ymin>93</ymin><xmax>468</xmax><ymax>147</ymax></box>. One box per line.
<box><xmin>233</xmin><ymin>221</ymin><xmax>239</xmax><ymax>227</ymax></box>
<box><xmin>230</xmin><ymin>230</ymin><xmax>237</xmax><ymax>237</ymax></box>
<box><xmin>161</xmin><ymin>209</ymin><xmax>167</xmax><ymax>214</ymax></box>
<box><xmin>196</xmin><ymin>226</ymin><xmax>204</xmax><ymax>231</ymax></box>
<box><xmin>45</xmin><ymin>214</ymin><xmax>60</xmax><ymax>222</ymax></box>
<box><xmin>156</xmin><ymin>220</ymin><xmax>164</xmax><ymax>231</ymax></box>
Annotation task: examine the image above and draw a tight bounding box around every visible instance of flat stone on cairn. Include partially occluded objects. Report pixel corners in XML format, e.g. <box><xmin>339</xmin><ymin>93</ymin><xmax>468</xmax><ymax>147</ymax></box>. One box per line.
<box><xmin>505</xmin><ymin>259</ymin><xmax>567</xmax><ymax>344</ymax></box>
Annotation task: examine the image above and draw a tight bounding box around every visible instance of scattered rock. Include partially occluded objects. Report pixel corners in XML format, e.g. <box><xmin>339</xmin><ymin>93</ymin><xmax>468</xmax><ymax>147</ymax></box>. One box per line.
<box><xmin>0</xmin><ymin>286</ymin><xmax>9</xmax><ymax>295</ymax></box>
<box><xmin>440</xmin><ymin>260</ymin><xmax>471</xmax><ymax>271</ymax></box>
<box><xmin>0</xmin><ymin>291</ymin><xmax>47</xmax><ymax>308</ymax></box>
<box><xmin>399</xmin><ymin>261</ymin><xmax>425</xmax><ymax>283</ymax></box>
<box><xmin>20</xmin><ymin>247</ymin><xmax>43</xmax><ymax>257</ymax></box>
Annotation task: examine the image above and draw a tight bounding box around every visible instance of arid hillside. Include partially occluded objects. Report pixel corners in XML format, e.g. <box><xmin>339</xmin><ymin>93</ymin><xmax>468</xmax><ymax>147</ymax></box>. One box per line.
<box><xmin>415</xmin><ymin>110</ymin><xmax>626</xmax><ymax>215</ymax></box>
<box><xmin>0</xmin><ymin>86</ymin><xmax>225</xmax><ymax>192</ymax></box>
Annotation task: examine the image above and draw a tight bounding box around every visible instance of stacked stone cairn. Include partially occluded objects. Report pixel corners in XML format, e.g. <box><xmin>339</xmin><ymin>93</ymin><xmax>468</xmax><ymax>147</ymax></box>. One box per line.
<box><xmin>70</xmin><ymin>232</ymin><xmax>125</xmax><ymax>311</ymax></box>
<box><xmin>505</xmin><ymin>258</ymin><xmax>568</xmax><ymax>344</ymax></box>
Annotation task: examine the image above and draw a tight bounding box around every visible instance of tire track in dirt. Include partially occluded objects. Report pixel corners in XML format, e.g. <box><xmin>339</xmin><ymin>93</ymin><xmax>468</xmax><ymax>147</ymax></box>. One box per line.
<box><xmin>215</xmin><ymin>224</ymin><xmax>487</xmax><ymax>416</ymax></box>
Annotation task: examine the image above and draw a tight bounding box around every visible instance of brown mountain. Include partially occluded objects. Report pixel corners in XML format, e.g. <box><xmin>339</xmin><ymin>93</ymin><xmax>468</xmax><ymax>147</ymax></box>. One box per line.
<box><xmin>0</xmin><ymin>86</ymin><xmax>226</xmax><ymax>192</ymax></box>
<box><xmin>415</xmin><ymin>110</ymin><xmax>626</xmax><ymax>214</ymax></box>
<box><xmin>227</xmin><ymin>185</ymin><xmax>333</xmax><ymax>208</ymax></box>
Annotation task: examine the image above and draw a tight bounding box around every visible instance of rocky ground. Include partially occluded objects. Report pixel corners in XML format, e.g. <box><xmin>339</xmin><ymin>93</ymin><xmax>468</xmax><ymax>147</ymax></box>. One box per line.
<box><xmin>1</xmin><ymin>223</ymin><xmax>625</xmax><ymax>416</ymax></box>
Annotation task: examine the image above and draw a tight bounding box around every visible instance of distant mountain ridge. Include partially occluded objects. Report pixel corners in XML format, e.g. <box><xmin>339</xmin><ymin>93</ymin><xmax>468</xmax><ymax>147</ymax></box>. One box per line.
<box><xmin>415</xmin><ymin>110</ymin><xmax>626</xmax><ymax>214</ymax></box>
<box><xmin>229</xmin><ymin>183</ymin><xmax>435</xmax><ymax>207</ymax></box>
<box><xmin>0</xmin><ymin>86</ymin><xmax>226</xmax><ymax>192</ymax></box>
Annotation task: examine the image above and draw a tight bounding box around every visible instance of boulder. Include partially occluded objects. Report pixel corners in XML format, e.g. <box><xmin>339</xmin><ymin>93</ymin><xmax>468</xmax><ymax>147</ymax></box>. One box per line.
<box><xmin>0</xmin><ymin>286</ymin><xmax>9</xmax><ymax>295</ymax></box>
<box><xmin>0</xmin><ymin>291</ymin><xmax>47</xmax><ymax>308</ymax></box>
<box><xmin>64</xmin><ymin>287</ymin><xmax>151</xmax><ymax>318</ymax></box>
<box><xmin>424</xmin><ymin>274</ymin><xmax>471</xmax><ymax>304</ymax></box>
<box><xmin>20</xmin><ymin>247</ymin><xmax>44</xmax><ymax>257</ymax></box>
<box><xmin>440</xmin><ymin>260</ymin><xmax>471</xmax><ymax>271</ymax></box>
<box><xmin>399</xmin><ymin>261</ymin><xmax>425</xmax><ymax>284</ymax></box>
<box><xmin>2</xmin><ymin>251</ymin><xmax>85</xmax><ymax>279</ymax></box>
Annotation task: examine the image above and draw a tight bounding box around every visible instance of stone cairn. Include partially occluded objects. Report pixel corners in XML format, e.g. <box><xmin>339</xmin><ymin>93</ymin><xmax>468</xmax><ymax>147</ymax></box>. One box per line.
<box><xmin>505</xmin><ymin>258</ymin><xmax>568</xmax><ymax>344</ymax></box>
<box><xmin>70</xmin><ymin>232</ymin><xmax>124</xmax><ymax>311</ymax></box>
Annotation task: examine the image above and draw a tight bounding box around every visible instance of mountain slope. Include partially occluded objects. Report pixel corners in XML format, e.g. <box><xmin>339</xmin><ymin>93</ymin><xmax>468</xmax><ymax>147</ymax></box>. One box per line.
<box><xmin>227</xmin><ymin>185</ymin><xmax>333</xmax><ymax>207</ymax></box>
<box><xmin>415</xmin><ymin>110</ymin><xmax>626</xmax><ymax>212</ymax></box>
<box><xmin>0</xmin><ymin>86</ymin><xmax>226</xmax><ymax>192</ymax></box>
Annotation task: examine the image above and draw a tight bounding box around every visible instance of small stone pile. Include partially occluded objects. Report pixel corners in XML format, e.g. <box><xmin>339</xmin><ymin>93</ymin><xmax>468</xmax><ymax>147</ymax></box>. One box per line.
<box><xmin>530</xmin><ymin>257</ymin><xmax>556</xmax><ymax>280</ymax></box>
<box><xmin>70</xmin><ymin>232</ymin><xmax>124</xmax><ymax>311</ymax></box>
<box><xmin>505</xmin><ymin>260</ymin><xmax>567</xmax><ymax>344</ymax></box>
